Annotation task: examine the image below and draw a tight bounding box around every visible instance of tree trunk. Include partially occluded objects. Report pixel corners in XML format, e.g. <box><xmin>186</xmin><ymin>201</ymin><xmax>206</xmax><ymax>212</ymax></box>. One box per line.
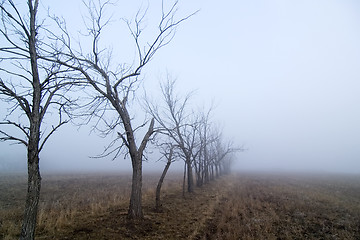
<box><xmin>21</xmin><ymin>3</ymin><xmax>42</xmax><ymax>237</ymax></box>
<box><xmin>204</xmin><ymin>164</ymin><xmax>209</xmax><ymax>184</ymax></box>
<box><xmin>128</xmin><ymin>154</ymin><xmax>143</xmax><ymax>219</ymax></box>
<box><xmin>194</xmin><ymin>159</ymin><xmax>202</xmax><ymax>187</ymax></box>
<box><xmin>186</xmin><ymin>159</ymin><xmax>193</xmax><ymax>193</ymax></box>
<box><xmin>155</xmin><ymin>160</ymin><xmax>171</xmax><ymax>211</ymax></box>
<box><xmin>122</xmin><ymin>115</ymin><xmax>152</xmax><ymax>220</ymax></box>
<box><xmin>201</xmin><ymin>168</ymin><xmax>206</xmax><ymax>185</ymax></box>
<box><xmin>20</xmin><ymin>147</ymin><xmax>41</xmax><ymax>240</ymax></box>
<box><xmin>196</xmin><ymin>171</ymin><xmax>202</xmax><ymax>187</ymax></box>
<box><xmin>182</xmin><ymin>162</ymin><xmax>186</xmax><ymax>198</ymax></box>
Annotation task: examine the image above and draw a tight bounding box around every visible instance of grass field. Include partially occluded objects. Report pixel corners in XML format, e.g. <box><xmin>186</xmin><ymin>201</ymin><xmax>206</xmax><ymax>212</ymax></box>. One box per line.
<box><xmin>1</xmin><ymin>172</ymin><xmax>359</xmax><ymax>239</ymax></box>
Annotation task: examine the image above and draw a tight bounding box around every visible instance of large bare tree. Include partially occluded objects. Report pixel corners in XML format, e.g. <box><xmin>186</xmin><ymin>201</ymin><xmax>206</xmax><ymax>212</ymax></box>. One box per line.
<box><xmin>0</xmin><ymin>1</ymin><xmax>79</xmax><ymax>239</ymax></box>
<box><xmin>47</xmin><ymin>0</ymin><xmax>195</xmax><ymax>219</ymax></box>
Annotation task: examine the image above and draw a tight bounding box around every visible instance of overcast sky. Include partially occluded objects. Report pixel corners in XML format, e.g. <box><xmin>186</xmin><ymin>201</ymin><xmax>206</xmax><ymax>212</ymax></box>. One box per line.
<box><xmin>1</xmin><ymin>0</ymin><xmax>360</xmax><ymax>174</ymax></box>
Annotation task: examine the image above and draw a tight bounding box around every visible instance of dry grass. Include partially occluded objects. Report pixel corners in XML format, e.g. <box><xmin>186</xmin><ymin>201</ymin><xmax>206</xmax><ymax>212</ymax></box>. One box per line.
<box><xmin>1</xmin><ymin>172</ymin><xmax>360</xmax><ymax>239</ymax></box>
<box><xmin>196</xmin><ymin>173</ymin><xmax>360</xmax><ymax>240</ymax></box>
<box><xmin>0</xmin><ymin>172</ymin><xmax>181</xmax><ymax>239</ymax></box>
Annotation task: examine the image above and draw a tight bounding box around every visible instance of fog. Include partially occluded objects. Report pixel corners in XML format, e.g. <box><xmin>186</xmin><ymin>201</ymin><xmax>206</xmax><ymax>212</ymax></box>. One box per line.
<box><xmin>1</xmin><ymin>0</ymin><xmax>360</xmax><ymax>174</ymax></box>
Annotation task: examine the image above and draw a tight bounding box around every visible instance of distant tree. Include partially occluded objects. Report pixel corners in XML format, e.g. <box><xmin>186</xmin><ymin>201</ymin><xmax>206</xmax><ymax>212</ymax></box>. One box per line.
<box><xmin>154</xmin><ymin>141</ymin><xmax>176</xmax><ymax>211</ymax></box>
<box><xmin>47</xmin><ymin>0</ymin><xmax>196</xmax><ymax>219</ymax></box>
<box><xmin>211</xmin><ymin>133</ymin><xmax>243</xmax><ymax>176</ymax></box>
<box><xmin>146</xmin><ymin>78</ymin><xmax>199</xmax><ymax>194</ymax></box>
<box><xmin>193</xmin><ymin>109</ymin><xmax>214</xmax><ymax>186</ymax></box>
<box><xmin>0</xmin><ymin>1</ymin><xmax>79</xmax><ymax>239</ymax></box>
<box><xmin>191</xmin><ymin>108</ymin><xmax>241</xmax><ymax>185</ymax></box>
<box><xmin>147</xmin><ymin>77</ymin><xmax>245</xmax><ymax>196</ymax></box>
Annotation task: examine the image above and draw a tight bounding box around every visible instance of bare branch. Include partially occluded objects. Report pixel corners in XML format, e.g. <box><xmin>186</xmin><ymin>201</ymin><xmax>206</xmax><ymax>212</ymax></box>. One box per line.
<box><xmin>139</xmin><ymin>118</ymin><xmax>154</xmax><ymax>156</ymax></box>
<box><xmin>38</xmin><ymin>119</ymin><xmax>69</xmax><ymax>152</ymax></box>
<box><xmin>0</xmin><ymin>120</ymin><xmax>30</xmax><ymax>139</ymax></box>
<box><xmin>0</xmin><ymin>79</ymin><xmax>31</xmax><ymax>117</ymax></box>
<box><xmin>0</xmin><ymin>129</ymin><xmax>27</xmax><ymax>146</ymax></box>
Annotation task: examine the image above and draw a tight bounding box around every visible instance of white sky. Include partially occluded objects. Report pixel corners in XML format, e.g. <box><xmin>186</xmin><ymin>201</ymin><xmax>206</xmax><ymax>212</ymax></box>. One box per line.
<box><xmin>1</xmin><ymin>0</ymin><xmax>360</xmax><ymax>174</ymax></box>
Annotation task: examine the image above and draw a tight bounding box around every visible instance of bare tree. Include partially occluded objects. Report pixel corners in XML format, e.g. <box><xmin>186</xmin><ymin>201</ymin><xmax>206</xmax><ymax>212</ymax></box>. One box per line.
<box><xmin>211</xmin><ymin>132</ymin><xmax>244</xmax><ymax>177</ymax></box>
<box><xmin>47</xmin><ymin>0</ymin><xmax>196</xmax><ymax>219</ymax></box>
<box><xmin>146</xmin><ymin>78</ymin><xmax>245</xmax><ymax>196</ymax></box>
<box><xmin>154</xmin><ymin>141</ymin><xmax>177</xmax><ymax>211</ymax></box>
<box><xmin>146</xmin><ymin>77</ymin><xmax>199</xmax><ymax>193</ymax></box>
<box><xmin>193</xmin><ymin>109</ymin><xmax>214</xmax><ymax>186</ymax></box>
<box><xmin>190</xmin><ymin>107</ymin><xmax>238</xmax><ymax>186</ymax></box>
<box><xmin>0</xmin><ymin>1</ymin><xmax>79</xmax><ymax>239</ymax></box>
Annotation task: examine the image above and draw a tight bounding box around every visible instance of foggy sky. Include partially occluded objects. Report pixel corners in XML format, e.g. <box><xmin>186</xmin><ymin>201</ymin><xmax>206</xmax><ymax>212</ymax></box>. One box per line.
<box><xmin>1</xmin><ymin>0</ymin><xmax>360</xmax><ymax>174</ymax></box>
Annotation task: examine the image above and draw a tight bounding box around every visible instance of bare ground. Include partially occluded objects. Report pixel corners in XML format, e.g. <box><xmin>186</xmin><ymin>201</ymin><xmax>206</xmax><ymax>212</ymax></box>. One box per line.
<box><xmin>1</xmin><ymin>172</ymin><xmax>360</xmax><ymax>239</ymax></box>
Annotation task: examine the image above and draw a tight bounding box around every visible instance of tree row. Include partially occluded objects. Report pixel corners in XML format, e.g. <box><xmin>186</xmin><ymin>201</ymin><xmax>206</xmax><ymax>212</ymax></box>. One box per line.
<box><xmin>0</xmin><ymin>1</ymin><xmax>241</xmax><ymax>239</ymax></box>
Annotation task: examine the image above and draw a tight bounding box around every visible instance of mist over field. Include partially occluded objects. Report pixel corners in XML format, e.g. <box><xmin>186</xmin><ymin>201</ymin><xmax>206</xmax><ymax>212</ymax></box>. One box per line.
<box><xmin>1</xmin><ymin>0</ymin><xmax>360</xmax><ymax>175</ymax></box>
